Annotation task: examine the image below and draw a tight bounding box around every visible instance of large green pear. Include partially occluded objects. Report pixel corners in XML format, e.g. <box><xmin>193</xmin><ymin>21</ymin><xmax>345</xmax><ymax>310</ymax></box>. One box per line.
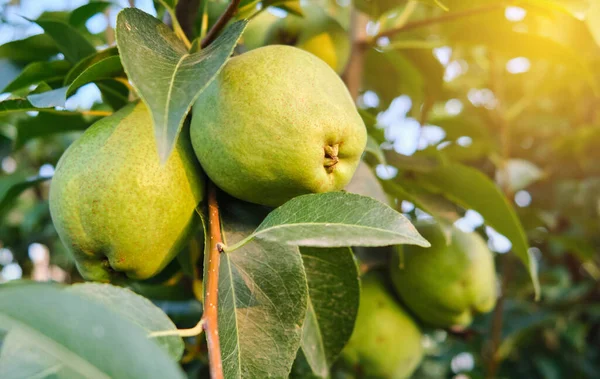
<box><xmin>391</xmin><ymin>224</ymin><xmax>497</xmax><ymax>328</ymax></box>
<box><xmin>190</xmin><ymin>45</ymin><xmax>366</xmax><ymax>207</ymax></box>
<box><xmin>342</xmin><ymin>274</ymin><xmax>423</xmax><ymax>379</ymax></box>
<box><xmin>49</xmin><ymin>102</ymin><xmax>204</xmax><ymax>282</ymax></box>
<box><xmin>264</xmin><ymin>6</ymin><xmax>351</xmax><ymax>74</ymax></box>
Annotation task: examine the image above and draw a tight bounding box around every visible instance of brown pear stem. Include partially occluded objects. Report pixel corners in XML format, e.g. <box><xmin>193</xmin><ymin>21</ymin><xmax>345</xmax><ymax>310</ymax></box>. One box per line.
<box><xmin>205</xmin><ymin>181</ymin><xmax>224</xmax><ymax>379</ymax></box>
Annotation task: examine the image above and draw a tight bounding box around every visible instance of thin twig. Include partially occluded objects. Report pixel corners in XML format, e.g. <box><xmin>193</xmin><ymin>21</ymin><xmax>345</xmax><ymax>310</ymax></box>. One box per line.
<box><xmin>370</xmin><ymin>2</ymin><xmax>506</xmax><ymax>43</ymax></box>
<box><xmin>201</xmin><ymin>0</ymin><xmax>241</xmax><ymax>48</ymax></box>
<box><xmin>149</xmin><ymin>319</ymin><xmax>206</xmax><ymax>338</ymax></box>
<box><xmin>205</xmin><ymin>182</ymin><xmax>224</xmax><ymax>379</ymax></box>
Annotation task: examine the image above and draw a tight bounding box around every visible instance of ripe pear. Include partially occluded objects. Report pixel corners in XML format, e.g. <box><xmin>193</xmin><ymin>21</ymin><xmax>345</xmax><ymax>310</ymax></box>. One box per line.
<box><xmin>49</xmin><ymin>102</ymin><xmax>204</xmax><ymax>282</ymax></box>
<box><xmin>391</xmin><ymin>224</ymin><xmax>497</xmax><ymax>328</ymax></box>
<box><xmin>190</xmin><ymin>45</ymin><xmax>366</xmax><ymax>207</ymax></box>
<box><xmin>342</xmin><ymin>274</ymin><xmax>423</xmax><ymax>379</ymax></box>
<box><xmin>264</xmin><ymin>6</ymin><xmax>351</xmax><ymax>74</ymax></box>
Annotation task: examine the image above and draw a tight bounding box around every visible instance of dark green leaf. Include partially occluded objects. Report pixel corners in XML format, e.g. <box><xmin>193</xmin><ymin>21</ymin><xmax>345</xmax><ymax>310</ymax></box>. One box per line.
<box><xmin>15</xmin><ymin>112</ymin><xmax>97</xmax><ymax>149</ymax></box>
<box><xmin>116</xmin><ymin>8</ymin><xmax>247</xmax><ymax>161</ymax></box>
<box><xmin>2</xmin><ymin>60</ymin><xmax>72</xmax><ymax>93</ymax></box>
<box><xmin>69</xmin><ymin>1</ymin><xmax>113</xmax><ymax>29</ymax></box>
<box><xmin>0</xmin><ymin>174</ymin><xmax>49</xmax><ymax>219</ymax></box>
<box><xmin>97</xmin><ymin>79</ymin><xmax>130</xmax><ymax>110</ymax></box>
<box><xmin>64</xmin><ymin>47</ymin><xmax>119</xmax><ymax>83</ymax></box>
<box><xmin>216</xmin><ymin>198</ymin><xmax>308</xmax><ymax>379</ymax></box>
<box><xmin>299</xmin><ymin>247</ymin><xmax>359</xmax><ymax>377</ymax></box>
<box><xmin>225</xmin><ymin>192</ymin><xmax>429</xmax><ymax>252</ymax></box>
<box><xmin>0</xmin><ymin>284</ymin><xmax>185</xmax><ymax>379</ymax></box>
<box><xmin>67</xmin><ymin>283</ymin><xmax>184</xmax><ymax>361</ymax></box>
<box><xmin>32</xmin><ymin>18</ymin><xmax>96</xmax><ymax>63</ymax></box>
<box><xmin>0</xmin><ymin>34</ymin><xmax>59</xmax><ymax>63</ymax></box>
<box><xmin>416</xmin><ymin>162</ymin><xmax>540</xmax><ymax>298</ymax></box>
<box><xmin>67</xmin><ymin>56</ymin><xmax>123</xmax><ymax>96</ymax></box>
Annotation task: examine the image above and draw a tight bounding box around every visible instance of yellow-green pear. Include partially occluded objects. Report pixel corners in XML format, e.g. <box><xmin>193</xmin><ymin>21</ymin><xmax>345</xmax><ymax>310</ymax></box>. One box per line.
<box><xmin>264</xmin><ymin>6</ymin><xmax>351</xmax><ymax>74</ymax></box>
<box><xmin>190</xmin><ymin>45</ymin><xmax>366</xmax><ymax>207</ymax></box>
<box><xmin>342</xmin><ymin>274</ymin><xmax>423</xmax><ymax>379</ymax></box>
<box><xmin>391</xmin><ymin>224</ymin><xmax>497</xmax><ymax>328</ymax></box>
<box><xmin>49</xmin><ymin>102</ymin><xmax>204</xmax><ymax>282</ymax></box>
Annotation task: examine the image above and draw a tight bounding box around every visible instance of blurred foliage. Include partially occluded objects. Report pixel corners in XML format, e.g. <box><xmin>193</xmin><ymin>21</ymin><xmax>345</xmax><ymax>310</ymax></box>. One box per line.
<box><xmin>0</xmin><ymin>0</ymin><xmax>599</xmax><ymax>378</ymax></box>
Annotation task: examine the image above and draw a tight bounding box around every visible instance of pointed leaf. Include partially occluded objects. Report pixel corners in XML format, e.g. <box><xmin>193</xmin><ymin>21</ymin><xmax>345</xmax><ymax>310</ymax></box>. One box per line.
<box><xmin>67</xmin><ymin>283</ymin><xmax>184</xmax><ymax>361</ymax></box>
<box><xmin>416</xmin><ymin>162</ymin><xmax>540</xmax><ymax>299</ymax></box>
<box><xmin>116</xmin><ymin>8</ymin><xmax>247</xmax><ymax>161</ymax></box>
<box><xmin>298</xmin><ymin>247</ymin><xmax>359</xmax><ymax>378</ymax></box>
<box><xmin>27</xmin><ymin>86</ymin><xmax>69</xmax><ymax>108</ymax></box>
<box><xmin>226</xmin><ymin>192</ymin><xmax>429</xmax><ymax>252</ymax></box>
<box><xmin>2</xmin><ymin>60</ymin><xmax>72</xmax><ymax>93</ymax></box>
<box><xmin>32</xmin><ymin>19</ymin><xmax>96</xmax><ymax>63</ymax></box>
<box><xmin>0</xmin><ymin>173</ymin><xmax>49</xmax><ymax>219</ymax></box>
<box><xmin>216</xmin><ymin>198</ymin><xmax>308</xmax><ymax>379</ymax></box>
<box><xmin>0</xmin><ymin>34</ymin><xmax>59</xmax><ymax>63</ymax></box>
<box><xmin>69</xmin><ymin>1</ymin><xmax>113</xmax><ymax>28</ymax></box>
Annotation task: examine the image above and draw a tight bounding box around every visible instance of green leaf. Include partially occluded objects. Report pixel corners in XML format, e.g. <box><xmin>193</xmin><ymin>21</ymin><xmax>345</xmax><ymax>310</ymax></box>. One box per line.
<box><xmin>67</xmin><ymin>56</ymin><xmax>123</xmax><ymax>96</ymax></box>
<box><xmin>27</xmin><ymin>86</ymin><xmax>69</xmax><ymax>108</ymax></box>
<box><xmin>69</xmin><ymin>1</ymin><xmax>114</xmax><ymax>28</ymax></box>
<box><xmin>97</xmin><ymin>79</ymin><xmax>130</xmax><ymax>110</ymax></box>
<box><xmin>32</xmin><ymin>18</ymin><xmax>96</xmax><ymax>63</ymax></box>
<box><xmin>0</xmin><ymin>59</ymin><xmax>23</xmax><ymax>92</ymax></box>
<box><xmin>64</xmin><ymin>47</ymin><xmax>120</xmax><ymax>84</ymax></box>
<box><xmin>0</xmin><ymin>283</ymin><xmax>185</xmax><ymax>379</ymax></box>
<box><xmin>298</xmin><ymin>247</ymin><xmax>359</xmax><ymax>378</ymax></box>
<box><xmin>67</xmin><ymin>283</ymin><xmax>184</xmax><ymax>361</ymax></box>
<box><xmin>496</xmin><ymin>159</ymin><xmax>545</xmax><ymax>193</ymax></box>
<box><xmin>225</xmin><ymin>192</ymin><xmax>429</xmax><ymax>252</ymax></box>
<box><xmin>217</xmin><ymin>197</ymin><xmax>308</xmax><ymax>379</ymax></box>
<box><xmin>14</xmin><ymin>112</ymin><xmax>97</xmax><ymax>149</ymax></box>
<box><xmin>416</xmin><ymin>162</ymin><xmax>540</xmax><ymax>299</ymax></box>
<box><xmin>0</xmin><ymin>34</ymin><xmax>59</xmax><ymax>63</ymax></box>
<box><xmin>364</xmin><ymin>135</ymin><xmax>386</xmax><ymax>165</ymax></box>
<box><xmin>2</xmin><ymin>60</ymin><xmax>72</xmax><ymax>93</ymax></box>
<box><xmin>0</xmin><ymin>173</ymin><xmax>49</xmax><ymax>219</ymax></box>
<box><xmin>116</xmin><ymin>8</ymin><xmax>247</xmax><ymax>161</ymax></box>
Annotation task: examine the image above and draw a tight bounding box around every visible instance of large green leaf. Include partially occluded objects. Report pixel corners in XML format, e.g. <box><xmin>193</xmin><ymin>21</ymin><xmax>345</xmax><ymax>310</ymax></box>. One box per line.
<box><xmin>298</xmin><ymin>247</ymin><xmax>359</xmax><ymax>378</ymax></box>
<box><xmin>216</xmin><ymin>198</ymin><xmax>308</xmax><ymax>379</ymax></box>
<box><xmin>416</xmin><ymin>162</ymin><xmax>540</xmax><ymax>298</ymax></box>
<box><xmin>116</xmin><ymin>8</ymin><xmax>247</xmax><ymax>162</ymax></box>
<box><xmin>32</xmin><ymin>18</ymin><xmax>96</xmax><ymax>63</ymax></box>
<box><xmin>2</xmin><ymin>60</ymin><xmax>72</xmax><ymax>93</ymax></box>
<box><xmin>67</xmin><ymin>283</ymin><xmax>184</xmax><ymax>361</ymax></box>
<box><xmin>0</xmin><ymin>284</ymin><xmax>185</xmax><ymax>379</ymax></box>
<box><xmin>225</xmin><ymin>192</ymin><xmax>429</xmax><ymax>252</ymax></box>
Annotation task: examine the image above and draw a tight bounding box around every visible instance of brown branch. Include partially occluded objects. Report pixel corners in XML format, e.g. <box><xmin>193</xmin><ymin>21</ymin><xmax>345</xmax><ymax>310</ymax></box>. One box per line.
<box><xmin>370</xmin><ymin>2</ymin><xmax>506</xmax><ymax>42</ymax></box>
<box><xmin>201</xmin><ymin>0</ymin><xmax>241</xmax><ymax>48</ymax></box>
<box><xmin>204</xmin><ymin>182</ymin><xmax>224</xmax><ymax>379</ymax></box>
<box><xmin>342</xmin><ymin>10</ymin><xmax>370</xmax><ymax>100</ymax></box>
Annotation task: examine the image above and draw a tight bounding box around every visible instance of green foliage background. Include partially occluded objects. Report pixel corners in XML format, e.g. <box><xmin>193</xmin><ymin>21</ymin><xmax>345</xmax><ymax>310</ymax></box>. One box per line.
<box><xmin>0</xmin><ymin>0</ymin><xmax>599</xmax><ymax>378</ymax></box>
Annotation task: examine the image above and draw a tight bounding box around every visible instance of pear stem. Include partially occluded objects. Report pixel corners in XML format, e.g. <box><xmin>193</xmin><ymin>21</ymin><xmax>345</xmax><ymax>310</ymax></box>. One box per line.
<box><xmin>204</xmin><ymin>181</ymin><xmax>224</xmax><ymax>379</ymax></box>
<box><xmin>148</xmin><ymin>319</ymin><xmax>205</xmax><ymax>338</ymax></box>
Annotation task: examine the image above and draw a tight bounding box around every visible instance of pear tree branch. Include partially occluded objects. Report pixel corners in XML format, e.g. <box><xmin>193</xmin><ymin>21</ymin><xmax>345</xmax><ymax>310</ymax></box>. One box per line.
<box><xmin>201</xmin><ymin>0</ymin><xmax>241</xmax><ymax>48</ymax></box>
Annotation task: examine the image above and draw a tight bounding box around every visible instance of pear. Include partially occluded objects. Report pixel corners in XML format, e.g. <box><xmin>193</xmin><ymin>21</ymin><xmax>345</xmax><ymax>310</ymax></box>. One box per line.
<box><xmin>264</xmin><ymin>6</ymin><xmax>351</xmax><ymax>74</ymax></box>
<box><xmin>391</xmin><ymin>224</ymin><xmax>497</xmax><ymax>328</ymax></box>
<box><xmin>190</xmin><ymin>45</ymin><xmax>366</xmax><ymax>207</ymax></box>
<box><xmin>49</xmin><ymin>102</ymin><xmax>204</xmax><ymax>282</ymax></box>
<box><xmin>342</xmin><ymin>273</ymin><xmax>423</xmax><ymax>379</ymax></box>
